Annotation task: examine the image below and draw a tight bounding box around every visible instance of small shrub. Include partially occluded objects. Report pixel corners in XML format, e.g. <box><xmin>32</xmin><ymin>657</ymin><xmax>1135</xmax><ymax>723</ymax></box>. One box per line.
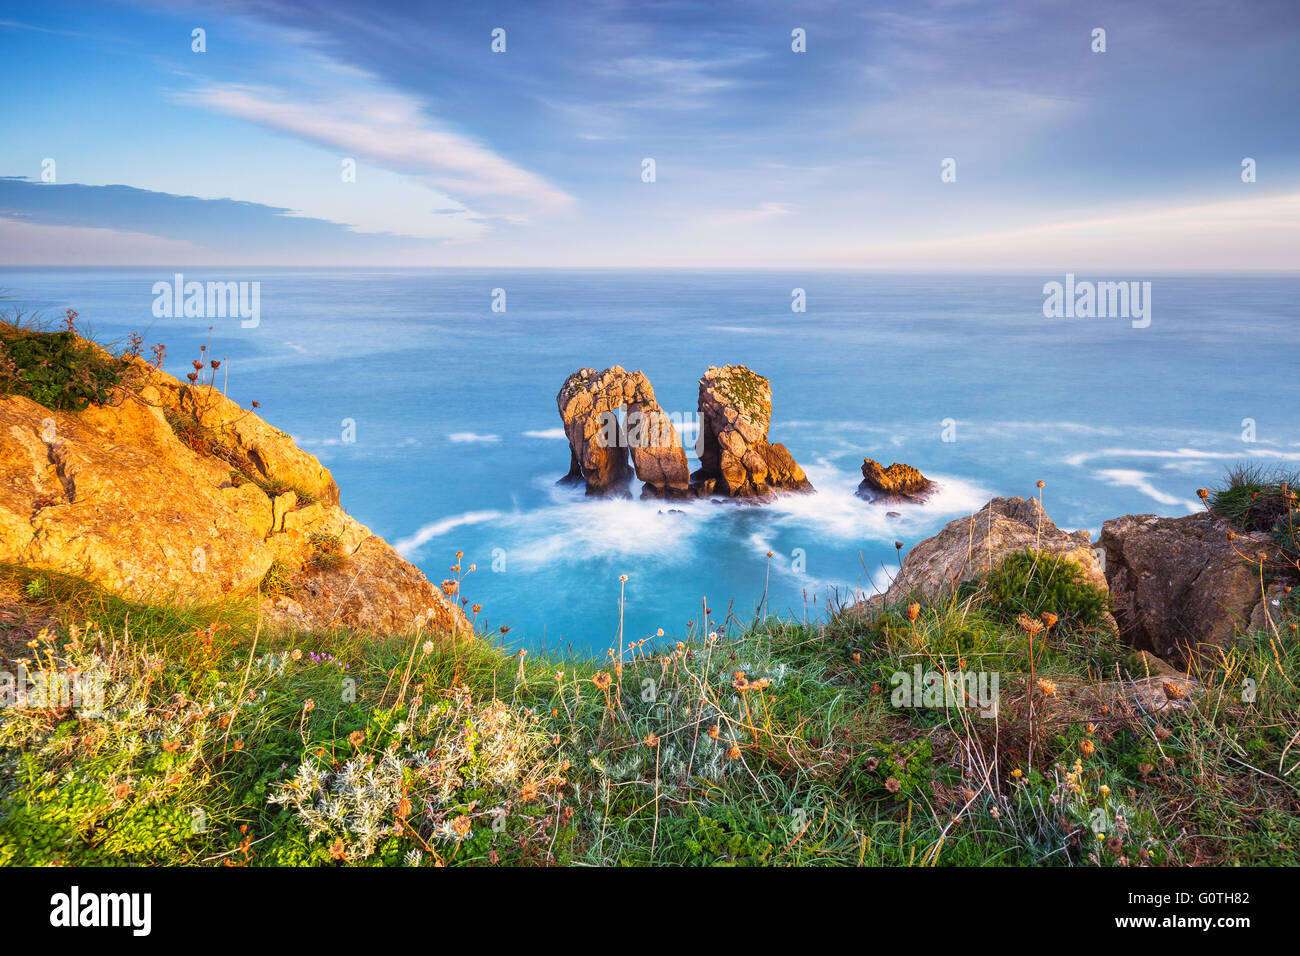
<box><xmin>0</xmin><ymin>321</ymin><xmax>124</xmax><ymax>411</ymax></box>
<box><xmin>981</xmin><ymin>549</ymin><xmax>1109</xmax><ymax>630</ymax></box>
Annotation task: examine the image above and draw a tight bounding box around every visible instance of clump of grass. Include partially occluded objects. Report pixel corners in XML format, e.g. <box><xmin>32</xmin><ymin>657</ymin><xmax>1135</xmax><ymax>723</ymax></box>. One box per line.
<box><xmin>306</xmin><ymin>533</ymin><xmax>345</xmax><ymax>572</ymax></box>
<box><xmin>1209</xmin><ymin>464</ymin><xmax>1299</xmax><ymax>535</ymax></box>
<box><xmin>1206</xmin><ymin>463</ymin><xmax>1300</xmax><ymax>579</ymax></box>
<box><xmin>979</xmin><ymin>549</ymin><xmax>1110</xmax><ymax>631</ymax></box>
<box><xmin>260</xmin><ymin>560</ymin><xmax>295</xmax><ymax>597</ymax></box>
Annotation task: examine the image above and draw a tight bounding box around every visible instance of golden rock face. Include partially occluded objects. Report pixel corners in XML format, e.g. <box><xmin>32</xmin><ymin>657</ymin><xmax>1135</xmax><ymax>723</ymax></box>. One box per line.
<box><xmin>0</xmin><ymin>355</ymin><xmax>465</xmax><ymax>636</ymax></box>
<box><xmin>859</xmin><ymin>458</ymin><xmax>933</xmax><ymax>498</ymax></box>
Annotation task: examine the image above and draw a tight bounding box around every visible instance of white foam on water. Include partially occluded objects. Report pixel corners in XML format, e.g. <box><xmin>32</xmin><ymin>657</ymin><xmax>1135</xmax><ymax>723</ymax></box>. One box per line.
<box><xmin>394</xmin><ymin>509</ymin><xmax>504</xmax><ymax>557</ymax></box>
<box><xmin>1094</xmin><ymin>469</ymin><xmax>1198</xmax><ymax>513</ymax></box>
<box><xmin>396</xmin><ymin>461</ymin><xmax>992</xmax><ymax>585</ymax></box>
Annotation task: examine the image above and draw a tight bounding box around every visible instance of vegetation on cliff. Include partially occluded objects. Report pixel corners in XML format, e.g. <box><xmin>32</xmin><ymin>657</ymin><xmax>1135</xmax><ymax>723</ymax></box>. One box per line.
<box><xmin>2</xmin><ymin>534</ymin><xmax>1296</xmax><ymax>866</ymax></box>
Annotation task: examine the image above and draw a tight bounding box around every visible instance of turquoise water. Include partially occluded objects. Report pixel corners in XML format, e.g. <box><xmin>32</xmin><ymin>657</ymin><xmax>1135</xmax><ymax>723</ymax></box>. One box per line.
<box><xmin>3</xmin><ymin>268</ymin><xmax>1297</xmax><ymax>652</ymax></box>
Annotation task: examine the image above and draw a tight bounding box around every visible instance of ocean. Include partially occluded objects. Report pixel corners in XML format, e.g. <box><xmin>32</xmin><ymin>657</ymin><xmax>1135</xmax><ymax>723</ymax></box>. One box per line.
<box><xmin>3</xmin><ymin>268</ymin><xmax>1297</xmax><ymax>653</ymax></box>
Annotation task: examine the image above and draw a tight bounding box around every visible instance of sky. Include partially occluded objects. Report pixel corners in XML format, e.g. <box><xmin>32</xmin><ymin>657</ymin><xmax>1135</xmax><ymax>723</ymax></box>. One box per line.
<box><xmin>1</xmin><ymin>0</ymin><xmax>1298</xmax><ymax>268</ymax></box>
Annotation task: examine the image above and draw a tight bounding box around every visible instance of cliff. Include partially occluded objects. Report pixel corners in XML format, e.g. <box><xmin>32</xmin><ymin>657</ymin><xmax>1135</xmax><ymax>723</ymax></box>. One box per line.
<box><xmin>0</xmin><ymin>329</ymin><xmax>465</xmax><ymax>635</ymax></box>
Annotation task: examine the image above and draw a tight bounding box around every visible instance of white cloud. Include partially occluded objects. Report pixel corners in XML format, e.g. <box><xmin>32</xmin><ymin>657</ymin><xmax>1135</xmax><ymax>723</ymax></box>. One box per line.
<box><xmin>182</xmin><ymin>82</ymin><xmax>572</xmax><ymax>216</ymax></box>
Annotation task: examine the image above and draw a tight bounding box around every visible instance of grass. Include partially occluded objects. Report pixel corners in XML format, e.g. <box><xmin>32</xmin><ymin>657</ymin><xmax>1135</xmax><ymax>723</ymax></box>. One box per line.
<box><xmin>2</xmin><ymin>542</ymin><xmax>1297</xmax><ymax>867</ymax></box>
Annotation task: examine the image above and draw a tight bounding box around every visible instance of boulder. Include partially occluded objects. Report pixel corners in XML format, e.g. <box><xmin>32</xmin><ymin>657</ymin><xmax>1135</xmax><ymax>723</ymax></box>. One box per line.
<box><xmin>857</xmin><ymin>458</ymin><xmax>934</xmax><ymax>503</ymax></box>
<box><xmin>1099</xmin><ymin>512</ymin><xmax>1282</xmax><ymax>663</ymax></box>
<box><xmin>0</xmin><ymin>357</ymin><xmax>466</xmax><ymax>636</ymax></box>
<box><xmin>849</xmin><ymin>496</ymin><xmax>1107</xmax><ymax>612</ymax></box>
<box><xmin>692</xmin><ymin>365</ymin><xmax>812</xmax><ymax>498</ymax></box>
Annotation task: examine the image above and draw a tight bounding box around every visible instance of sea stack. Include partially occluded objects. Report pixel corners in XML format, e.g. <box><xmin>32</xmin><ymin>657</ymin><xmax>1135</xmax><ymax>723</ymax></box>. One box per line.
<box><xmin>856</xmin><ymin>458</ymin><xmax>934</xmax><ymax>503</ymax></box>
<box><xmin>691</xmin><ymin>365</ymin><xmax>812</xmax><ymax>499</ymax></box>
<box><xmin>556</xmin><ymin>367</ymin><xmax>691</xmax><ymax>498</ymax></box>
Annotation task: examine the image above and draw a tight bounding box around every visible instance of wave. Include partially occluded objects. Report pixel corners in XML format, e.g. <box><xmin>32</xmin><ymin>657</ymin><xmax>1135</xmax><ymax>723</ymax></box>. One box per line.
<box><xmin>393</xmin><ymin>510</ymin><xmax>504</xmax><ymax>557</ymax></box>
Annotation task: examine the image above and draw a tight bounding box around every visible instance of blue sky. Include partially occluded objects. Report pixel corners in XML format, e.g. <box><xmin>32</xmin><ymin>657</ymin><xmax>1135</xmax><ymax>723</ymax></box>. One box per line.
<box><xmin>2</xmin><ymin>0</ymin><xmax>1298</xmax><ymax>267</ymax></box>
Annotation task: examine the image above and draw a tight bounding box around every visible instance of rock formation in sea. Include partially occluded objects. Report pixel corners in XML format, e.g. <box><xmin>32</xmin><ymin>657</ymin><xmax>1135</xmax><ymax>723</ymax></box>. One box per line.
<box><xmin>0</xmin><ymin>351</ymin><xmax>466</xmax><ymax>635</ymax></box>
<box><xmin>557</xmin><ymin>367</ymin><xmax>637</xmax><ymax>496</ymax></box>
<box><xmin>691</xmin><ymin>365</ymin><xmax>812</xmax><ymax>499</ymax></box>
<box><xmin>856</xmin><ymin>458</ymin><xmax>934</xmax><ymax>503</ymax></box>
<box><xmin>556</xmin><ymin>366</ymin><xmax>691</xmax><ymax>498</ymax></box>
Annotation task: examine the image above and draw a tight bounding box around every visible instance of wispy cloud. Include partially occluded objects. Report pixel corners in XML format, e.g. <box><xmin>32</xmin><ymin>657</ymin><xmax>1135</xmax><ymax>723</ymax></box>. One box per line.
<box><xmin>181</xmin><ymin>81</ymin><xmax>572</xmax><ymax>216</ymax></box>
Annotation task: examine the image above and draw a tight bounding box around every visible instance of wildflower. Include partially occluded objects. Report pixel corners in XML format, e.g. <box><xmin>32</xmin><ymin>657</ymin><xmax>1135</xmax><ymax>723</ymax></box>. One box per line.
<box><xmin>1010</xmin><ymin>768</ymin><xmax>1023</xmax><ymax>779</ymax></box>
<box><xmin>1036</xmin><ymin>480</ymin><xmax>1045</xmax><ymax>489</ymax></box>
<box><xmin>766</xmin><ymin>550</ymin><xmax>774</xmax><ymax>558</ymax></box>
<box><xmin>1041</xmin><ymin>612</ymin><xmax>1058</xmax><ymax>629</ymax></box>
<box><xmin>750</xmin><ymin>678</ymin><xmax>771</xmax><ymax>691</ymax></box>
<box><xmin>471</xmin><ymin>604</ymin><xmax>482</xmax><ymax>614</ymax></box>
<box><xmin>708</xmin><ymin>724</ymin><xmax>720</xmax><ymax>739</ymax></box>
<box><xmin>1161</xmin><ymin>681</ymin><xmax>1187</xmax><ymax>701</ymax></box>
<box><xmin>1100</xmin><ymin>785</ymin><xmax>1111</xmax><ymax>797</ymax></box>
<box><xmin>422</xmin><ymin>641</ymin><xmax>435</xmax><ymax>655</ymax></box>
<box><xmin>644</xmin><ymin>732</ymin><xmax>659</xmax><ymax>748</ymax></box>
<box><xmin>726</xmin><ymin>744</ymin><xmax>742</xmax><ymax>760</ymax></box>
<box><xmin>348</xmin><ymin>730</ymin><xmax>365</xmax><ymax>748</ymax></box>
<box><xmin>291</xmin><ymin>648</ymin><xmax>303</xmax><ymax>661</ymax></box>
<box><xmin>500</xmin><ymin>625</ymin><xmax>511</xmax><ymax>635</ymax></box>
<box><xmin>906</xmin><ymin>603</ymin><xmax>920</xmax><ymax>622</ymax></box>
<box><xmin>1080</xmin><ymin>739</ymin><xmax>1096</xmax><ymax>756</ymax></box>
<box><xmin>885</xmin><ymin>776</ymin><xmax>901</xmax><ymax>793</ymax></box>
<box><xmin>440</xmin><ymin>579</ymin><xmax>458</xmax><ymax>596</ymax></box>
<box><xmin>1196</xmin><ymin>488</ymin><xmax>1209</xmax><ymax>500</ymax></box>
<box><xmin>303</xmin><ymin>699</ymin><xmax>315</xmax><ymax>713</ymax></box>
<box><xmin>619</xmin><ymin>574</ymin><xmax>628</xmax><ymax>583</ymax></box>
<box><xmin>162</xmin><ymin>739</ymin><xmax>181</xmax><ymax>754</ymax></box>
<box><xmin>520</xmin><ymin>781</ymin><xmax>540</xmax><ymax>802</ymax></box>
<box><xmin>451</xmin><ymin>816</ymin><xmax>472</xmax><ymax>840</ymax></box>
<box><xmin>232</xmin><ymin>739</ymin><xmax>244</xmax><ymax>751</ymax></box>
<box><xmin>657</xmin><ymin>628</ymin><xmax>665</xmax><ymax>637</ymax></box>
<box><xmin>1036</xmin><ymin>678</ymin><xmax>1056</xmax><ymax>696</ymax></box>
<box><xmin>1018</xmin><ymin>614</ymin><xmax>1044</xmax><ymax>636</ymax></box>
<box><xmin>708</xmin><ymin>631</ymin><xmax>718</xmax><ymax>642</ymax></box>
<box><xmin>592</xmin><ymin>671</ymin><xmax>612</xmax><ymax>691</ymax></box>
<box><xmin>330</xmin><ymin>838</ymin><xmax>346</xmax><ymax>861</ymax></box>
